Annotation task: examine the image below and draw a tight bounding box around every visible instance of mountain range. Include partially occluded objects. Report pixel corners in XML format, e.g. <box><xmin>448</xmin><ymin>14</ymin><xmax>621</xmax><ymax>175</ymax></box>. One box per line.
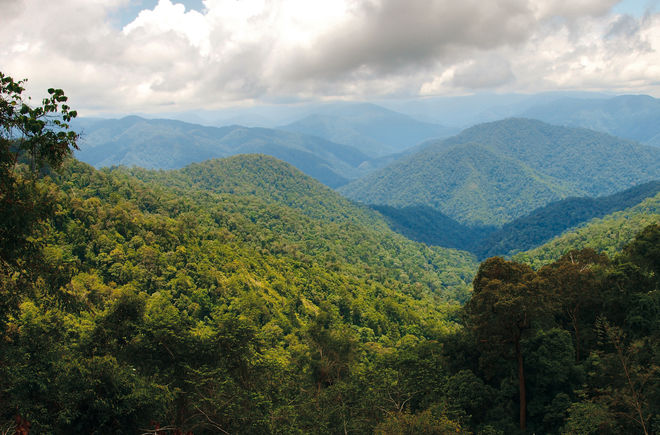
<box><xmin>341</xmin><ymin>118</ymin><xmax>660</xmax><ymax>226</ymax></box>
<box><xmin>73</xmin><ymin>116</ymin><xmax>373</xmax><ymax>188</ymax></box>
<box><xmin>6</xmin><ymin>84</ymin><xmax>660</xmax><ymax>433</ymax></box>
<box><xmin>522</xmin><ymin>94</ymin><xmax>660</xmax><ymax>147</ymax></box>
<box><xmin>280</xmin><ymin>102</ymin><xmax>455</xmax><ymax>156</ymax></box>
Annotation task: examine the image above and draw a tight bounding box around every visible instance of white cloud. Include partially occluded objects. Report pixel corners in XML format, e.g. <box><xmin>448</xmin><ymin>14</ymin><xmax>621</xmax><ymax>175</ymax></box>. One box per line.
<box><xmin>1</xmin><ymin>0</ymin><xmax>658</xmax><ymax>114</ymax></box>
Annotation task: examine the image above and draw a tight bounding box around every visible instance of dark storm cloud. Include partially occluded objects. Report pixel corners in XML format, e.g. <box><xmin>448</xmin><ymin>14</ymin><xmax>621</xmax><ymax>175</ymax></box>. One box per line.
<box><xmin>285</xmin><ymin>0</ymin><xmax>535</xmax><ymax>81</ymax></box>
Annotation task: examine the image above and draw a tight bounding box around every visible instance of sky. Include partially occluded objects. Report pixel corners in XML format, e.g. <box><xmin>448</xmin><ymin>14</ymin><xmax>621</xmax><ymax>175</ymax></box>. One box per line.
<box><xmin>1</xmin><ymin>0</ymin><xmax>659</xmax><ymax>116</ymax></box>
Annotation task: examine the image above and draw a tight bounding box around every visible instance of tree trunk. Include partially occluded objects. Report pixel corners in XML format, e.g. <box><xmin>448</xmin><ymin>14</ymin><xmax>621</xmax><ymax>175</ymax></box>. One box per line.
<box><xmin>516</xmin><ymin>338</ymin><xmax>526</xmax><ymax>431</ymax></box>
<box><xmin>572</xmin><ymin>315</ymin><xmax>581</xmax><ymax>362</ymax></box>
<box><xmin>568</xmin><ymin>309</ymin><xmax>580</xmax><ymax>362</ymax></box>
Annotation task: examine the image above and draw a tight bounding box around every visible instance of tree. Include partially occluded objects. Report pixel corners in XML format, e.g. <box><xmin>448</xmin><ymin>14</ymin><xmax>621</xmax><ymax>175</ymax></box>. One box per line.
<box><xmin>0</xmin><ymin>72</ymin><xmax>79</xmax><ymax>308</ymax></box>
<box><xmin>464</xmin><ymin>257</ymin><xmax>553</xmax><ymax>431</ymax></box>
<box><xmin>0</xmin><ymin>72</ymin><xmax>80</xmax><ymax>429</ymax></box>
<box><xmin>539</xmin><ymin>249</ymin><xmax>608</xmax><ymax>361</ymax></box>
<box><xmin>0</xmin><ymin>72</ymin><xmax>78</xmax><ymax>174</ymax></box>
<box><xmin>1</xmin><ymin>72</ymin><xmax>79</xmax><ymax>267</ymax></box>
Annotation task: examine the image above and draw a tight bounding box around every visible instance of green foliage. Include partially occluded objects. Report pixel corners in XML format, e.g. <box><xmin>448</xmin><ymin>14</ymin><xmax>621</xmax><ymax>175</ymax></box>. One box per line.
<box><xmin>444</xmin><ymin>227</ymin><xmax>660</xmax><ymax>434</ymax></box>
<box><xmin>475</xmin><ymin>181</ymin><xmax>660</xmax><ymax>259</ymax></box>
<box><xmin>516</xmin><ymin>192</ymin><xmax>660</xmax><ymax>268</ymax></box>
<box><xmin>1</xmin><ymin>145</ymin><xmax>478</xmax><ymax>432</ymax></box>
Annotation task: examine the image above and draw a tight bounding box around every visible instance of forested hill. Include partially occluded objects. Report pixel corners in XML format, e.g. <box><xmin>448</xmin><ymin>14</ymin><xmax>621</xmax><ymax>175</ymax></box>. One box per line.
<box><xmin>73</xmin><ymin>116</ymin><xmax>374</xmax><ymax>188</ymax></box>
<box><xmin>2</xmin><ymin>152</ymin><xmax>480</xmax><ymax>432</ymax></box>
<box><xmin>87</xmin><ymin>154</ymin><xmax>479</xmax><ymax>299</ymax></box>
<box><xmin>515</xmin><ymin>190</ymin><xmax>660</xmax><ymax>268</ymax></box>
<box><xmin>474</xmin><ymin>180</ymin><xmax>660</xmax><ymax>259</ymax></box>
<box><xmin>340</xmin><ymin>118</ymin><xmax>660</xmax><ymax>226</ymax></box>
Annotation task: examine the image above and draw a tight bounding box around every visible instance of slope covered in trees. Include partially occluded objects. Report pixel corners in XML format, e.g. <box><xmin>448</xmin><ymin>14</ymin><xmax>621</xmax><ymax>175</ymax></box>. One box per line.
<box><xmin>515</xmin><ymin>191</ymin><xmax>660</xmax><ymax>268</ymax></box>
<box><xmin>341</xmin><ymin>118</ymin><xmax>660</xmax><ymax>226</ymax></box>
<box><xmin>1</xmin><ymin>150</ymin><xmax>480</xmax><ymax>432</ymax></box>
<box><xmin>74</xmin><ymin>116</ymin><xmax>374</xmax><ymax>187</ymax></box>
<box><xmin>474</xmin><ymin>180</ymin><xmax>660</xmax><ymax>258</ymax></box>
<box><xmin>371</xmin><ymin>204</ymin><xmax>496</xmax><ymax>251</ymax></box>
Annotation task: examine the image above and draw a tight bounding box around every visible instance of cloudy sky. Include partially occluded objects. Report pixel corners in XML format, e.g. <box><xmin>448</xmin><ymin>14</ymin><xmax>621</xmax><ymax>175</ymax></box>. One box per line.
<box><xmin>2</xmin><ymin>0</ymin><xmax>659</xmax><ymax>115</ymax></box>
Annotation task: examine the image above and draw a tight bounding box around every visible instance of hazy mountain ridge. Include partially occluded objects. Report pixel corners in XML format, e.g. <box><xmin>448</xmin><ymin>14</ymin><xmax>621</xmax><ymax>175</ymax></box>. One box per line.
<box><xmin>340</xmin><ymin>118</ymin><xmax>660</xmax><ymax>226</ymax></box>
<box><xmin>73</xmin><ymin>116</ymin><xmax>377</xmax><ymax>188</ymax></box>
<box><xmin>522</xmin><ymin>94</ymin><xmax>660</xmax><ymax>146</ymax></box>
<box><xmin>281</xmin><ymin>102</ymin><xmax>456</xmax><ymax>156</ymax></box>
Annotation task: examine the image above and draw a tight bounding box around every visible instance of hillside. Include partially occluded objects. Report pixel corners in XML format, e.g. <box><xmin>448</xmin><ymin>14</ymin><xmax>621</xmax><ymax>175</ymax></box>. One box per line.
<box><xmin>74</xmin><ymin>116</ymin><xmax>374</xmax><ymax>188</ymax></box>
<box><xmin>2</xmin><ymin>151</ymin><xmax>481</xmax><ymax>432</ymax></box>
<box><xmin>522</xmin><ymin>94</ymin><xmax>660</xmax><ymax>146</ymax></box>
<box><xmin>125</xmin><ymin>154</ymin><xmax>479</xmax><ymax>298</ymax></box>
<box><xmin>341</xmin><ymin>119</ymin><xmax>660</xmax><ymax>226</ymax></box>
<box><xmin>474</xmin><ymin>180</ymin><xmax>660</xmax><ymax>258</ymax></box>
<box><xmin>371</xmin><ymin>204</ymin><xmax>495</xmax><ymax>251</ymax></box>
<box><xmin>281</xmin><ymin>103</ymin><xmax>455</xmax><ymax>156</ymax></box>
<box><xmin>514</xmin><ymin>191</ymin><xmax>660</xmax><ymax>268</ymax></box>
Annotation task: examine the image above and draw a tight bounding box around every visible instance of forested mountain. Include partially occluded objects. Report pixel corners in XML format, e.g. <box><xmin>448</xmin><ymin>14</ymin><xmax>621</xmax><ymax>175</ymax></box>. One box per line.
<box><xmin>341</xmin><ymin>118</ymin><xmax>660</xmax><ymax>226</ymax></box>
<box><xmin>73</xmin><ymin>116</ymin><xmax>375</xmax><ymax>188</ymax></box>
<box><xmin>522</xmin><ymin>94</ymin><xmax>660</xmax><ymax>146</ymax></box>
<box><xmin>281</xmin><ymin>102</ymin><xmax>456</xmax><ymax>157</ymax></box>
<box><xmin>2</xmin><ymin>147</ymin><xmax>480</xmax><ymax>432</ymax></box>
<box><xmin>515</xmin><ymin>190</ymin><xmax>660</xmax><ymax>268</ymax></box>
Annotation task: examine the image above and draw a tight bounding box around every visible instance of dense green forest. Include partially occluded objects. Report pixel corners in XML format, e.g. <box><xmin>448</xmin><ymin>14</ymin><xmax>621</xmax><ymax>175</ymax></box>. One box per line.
<box><xmin>516</xmin><ymin>191</ymin><xmax>660</xmax><ymax>268</ymax></box>
<box><xmin>341</xmin><ymin>118</ymin><xmax>660</xmax><ymax>226</ymax></box>
<box><xmin>2</xmin><ymin>74</ymin><xmax>659</xmax><ymax>434</ymax></box>
<box><xmin>370</xmin><ymin>181</ymin><xmax>660</xmax><ymax>258</ymax></box>
<box><xmin>475</xmin><ymin>181</ymin><xmax>660</xmax><ymax>259</ymax></box>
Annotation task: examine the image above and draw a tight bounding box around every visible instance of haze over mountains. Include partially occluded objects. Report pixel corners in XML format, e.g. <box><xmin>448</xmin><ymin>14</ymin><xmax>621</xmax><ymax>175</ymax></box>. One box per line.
<box><xmin>74</xmin><ymin>116</ymin><xmax>373</xmax><ymax>188</ymax></box>
<box><xmin>279</xmin><ymin>102</ymin><xmax>456</xmax><ymax>156</ymax></box>
<box><xmin>522</xmin><ymin>94</ymin><xmax>660</xmax><ymax>147</ymax></box>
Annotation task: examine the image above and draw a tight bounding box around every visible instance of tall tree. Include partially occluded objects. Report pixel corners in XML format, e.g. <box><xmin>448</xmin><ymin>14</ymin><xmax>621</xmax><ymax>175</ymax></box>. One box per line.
<box><xmin>464</xmin><ymin>257</ymin><xmax>553</xmax><ymax>431</ymax></box>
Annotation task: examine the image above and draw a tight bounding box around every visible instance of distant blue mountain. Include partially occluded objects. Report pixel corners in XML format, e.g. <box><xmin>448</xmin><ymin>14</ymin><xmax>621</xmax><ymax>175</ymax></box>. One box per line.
<box><xmin>72</xmin><ymin>116</ymin><xmax>375</xmax><ymax>188</ymax></box>
<box><xmin>522</xmin><ymin>94</ymin><xmax>660</xmax><ymax>146</ymax></box>
<box><xmin>280</xmin><ymin>102</ymin><xmax>456</xmax><ymax>156</ymax></box>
